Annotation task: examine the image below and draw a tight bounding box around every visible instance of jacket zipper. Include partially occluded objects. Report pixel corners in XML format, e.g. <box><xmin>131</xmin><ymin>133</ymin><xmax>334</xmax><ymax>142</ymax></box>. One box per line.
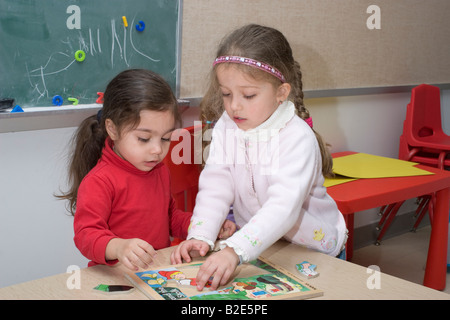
<box><xmin>245</xmin><ymin>138</ymin><xmax>257</xmax><ymax>195</ymax></box>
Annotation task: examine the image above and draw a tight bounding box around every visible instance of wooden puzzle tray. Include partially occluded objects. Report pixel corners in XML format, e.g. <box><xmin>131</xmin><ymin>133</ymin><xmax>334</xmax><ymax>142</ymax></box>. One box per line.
<box><xmin>125</xmin><ymin>256</ymin><xmax>323</xmax><ymax>300</ymax></box>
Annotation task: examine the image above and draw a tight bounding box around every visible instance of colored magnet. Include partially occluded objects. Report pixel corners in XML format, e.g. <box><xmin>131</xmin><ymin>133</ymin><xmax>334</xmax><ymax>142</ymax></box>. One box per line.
<box><xmin>136</xmin><ymin>20</ymin><xmax>145</xmax><ymax>32</ymax></box>
<box><xmin>122</xmin><ymin>16</ymin><xmax>128</xmax><ymax>27</ymax></box>
<box><xmin>296</xmin><ymin>261</ymin><xmax>319</xmax><ymax>278</ymax></box>
<box><xmin>52</xmin><ymin>95</ymin><xmax>63</xmax><ymax>106</ymax></box>
<box><xmin>68</xmin><ymin>97</ymin><xmax>79</xmax><ymax>105</ymax></box>
<box><xmin>74</xmin><ymin>50</ymin><xmax>86</xmax><ymax>62</ymax></box>
<box><xmin>11</xmin><ymin>105</ymin><xmax>24</xmax><ymax>113</ymax></box>
<box><xmin>96</xmin><ymin>92</ymin><xmax>104</xmax><ymax>104</ymax></box>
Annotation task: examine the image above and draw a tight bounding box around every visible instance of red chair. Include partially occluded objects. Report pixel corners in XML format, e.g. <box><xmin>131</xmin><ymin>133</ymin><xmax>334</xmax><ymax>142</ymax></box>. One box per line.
<box><xmin>376</xmin><ymin>84</ymin><xmax>449</xmax><ymax>244</ymax></box>
<box><xmin>163</xmin><ymin>125</ymin><xmax>202</xmax><ymax>245</ymax></box>
<box><xmin>399</xmin><ymin>136</ymin><xmax>450</xmax><ymax>169</ymax></box>
<box><xmin>399</xmin><ymin>84</ymin><xmax>450</xmax><ymax>169</ymax></box>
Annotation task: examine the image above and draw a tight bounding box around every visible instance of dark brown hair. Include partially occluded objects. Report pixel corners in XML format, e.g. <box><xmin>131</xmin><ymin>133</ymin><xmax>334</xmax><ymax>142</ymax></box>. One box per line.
<box><xmin>200</xmin><ymin>24</ymin><xmax>334</xmax><ymax>177</ymax></box>
<box><xmin>57</xmin><ymin>69</ymin><xmax>180</xmax><ymax>215</ymax></box>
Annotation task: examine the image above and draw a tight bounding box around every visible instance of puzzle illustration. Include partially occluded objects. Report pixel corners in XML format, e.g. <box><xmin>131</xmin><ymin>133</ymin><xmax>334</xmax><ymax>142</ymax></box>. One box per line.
<box><xmin>125</xmin><ymin>257</ymin><xmax>323</xmax><ymax>300</ymax></box>
<box><xmin>296</xmin><ymin>261</ymin><xmax>320</xmax><ymax>278</ymax></box>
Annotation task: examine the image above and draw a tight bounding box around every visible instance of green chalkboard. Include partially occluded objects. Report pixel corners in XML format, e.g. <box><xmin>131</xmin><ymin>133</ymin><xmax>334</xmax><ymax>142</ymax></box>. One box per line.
<box><xmin>0</xmin><ymin>0</ymin><xmax>181</xmax><ymax>108</ymax></box>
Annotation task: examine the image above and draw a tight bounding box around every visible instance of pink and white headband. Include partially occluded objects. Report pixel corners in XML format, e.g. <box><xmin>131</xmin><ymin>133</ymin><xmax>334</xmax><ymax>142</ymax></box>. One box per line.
<box><xmin>213</xmin><ymin>56</ymin><xmax>286</xmax><ymax>83</ymax></box>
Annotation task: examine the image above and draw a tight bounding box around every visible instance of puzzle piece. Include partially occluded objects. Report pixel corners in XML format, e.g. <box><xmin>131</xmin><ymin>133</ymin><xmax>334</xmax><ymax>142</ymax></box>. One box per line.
<box><xmin>296</xmin><ymin>261</ymin><xmax>319</xmax><ymax>278</ymax></box>
<box><xmin>177</xmin><ymin>277</ymin><xmax>213</xmax><ymax>288</ymax></box>
<box><xmin>140</xmin><ymin>273</ymin><xmax>167</xmax><ymax>287</ymax></box>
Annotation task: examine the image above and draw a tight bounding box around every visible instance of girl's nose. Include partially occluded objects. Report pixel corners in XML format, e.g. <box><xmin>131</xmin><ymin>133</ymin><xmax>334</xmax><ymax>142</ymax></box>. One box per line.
<box><xmin>229</xmin><ymin>97</ymin><xmax>241</xmax><ymax>111</ymax></box>
<box><xmin>150</xmin><ymin>140</ymin><xmax>163</xmax><ymax>155</ymax></box>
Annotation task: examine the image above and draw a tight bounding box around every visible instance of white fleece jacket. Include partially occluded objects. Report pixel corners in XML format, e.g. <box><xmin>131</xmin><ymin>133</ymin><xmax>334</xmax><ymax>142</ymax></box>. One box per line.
<box><xmin>188</xmin><ymin>101</ymin><xmax>347</xmax><ymax>262</ymax></box>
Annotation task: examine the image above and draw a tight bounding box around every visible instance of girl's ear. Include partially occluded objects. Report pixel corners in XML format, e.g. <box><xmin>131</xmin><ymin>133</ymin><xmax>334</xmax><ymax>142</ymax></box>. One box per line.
<box><xmin>105</xmin><ymin>119</ymin><xmax>119</xmax><ymax>141</ymax></box>
<box><xmin>277</xmin><ymin>83</ymin><xmax>291</xmax><ymax>103</ymax></box>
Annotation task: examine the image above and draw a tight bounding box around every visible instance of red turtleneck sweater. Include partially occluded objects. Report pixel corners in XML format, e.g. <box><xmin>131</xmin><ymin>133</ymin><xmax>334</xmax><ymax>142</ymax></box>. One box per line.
<box><xmin>73</xmin><ymin>138</ymin><xmax>192</xmax><ymax>266</ymax></box>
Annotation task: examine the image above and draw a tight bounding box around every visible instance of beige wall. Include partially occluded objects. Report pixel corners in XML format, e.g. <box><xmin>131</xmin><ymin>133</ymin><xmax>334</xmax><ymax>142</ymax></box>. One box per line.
<box><xmin>180</xmin><ymin>0</ymin><xmax>450</xmax><ymax>98</ymax></box>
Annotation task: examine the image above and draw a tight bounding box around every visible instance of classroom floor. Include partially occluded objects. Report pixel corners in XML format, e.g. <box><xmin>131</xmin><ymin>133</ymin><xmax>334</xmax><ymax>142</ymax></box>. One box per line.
<box><xmin>352</xmin><ymin>225</ymin><xmax>450</xmax><ymax>295</ymax></box>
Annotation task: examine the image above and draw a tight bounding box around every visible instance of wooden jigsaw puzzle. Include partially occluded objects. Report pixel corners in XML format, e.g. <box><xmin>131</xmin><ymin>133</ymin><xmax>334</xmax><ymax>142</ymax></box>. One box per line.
<box><xmin>125</xmin><ymin>257</ymin><xmax>323</xmax><ymax>300</ymax></box>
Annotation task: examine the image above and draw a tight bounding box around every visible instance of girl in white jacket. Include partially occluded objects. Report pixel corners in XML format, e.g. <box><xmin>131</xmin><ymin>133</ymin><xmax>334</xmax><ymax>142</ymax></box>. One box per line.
<box><xmin>171</xmin><ymin>24</ymin><xmax>347</xmax><ymax>291</ymax></box>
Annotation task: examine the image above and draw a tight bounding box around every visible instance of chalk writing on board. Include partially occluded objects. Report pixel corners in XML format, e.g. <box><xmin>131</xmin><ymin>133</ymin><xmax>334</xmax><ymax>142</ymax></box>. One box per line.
<box><xmin>0</xmin><ymin>0</ymin><xmax>179</xmax><ymax>107</ymax></box>
<box><xmin>26</xmin><ymin>17</ymin><xmax>160</xmax><ymax>105</ymax></box>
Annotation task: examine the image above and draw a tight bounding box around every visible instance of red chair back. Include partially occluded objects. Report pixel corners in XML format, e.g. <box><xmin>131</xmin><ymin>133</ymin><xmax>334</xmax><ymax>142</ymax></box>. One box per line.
<box><xmin>163</xmin><ymin>125</ymin><xmax>202</xmax><ymax>212</ymax></box>
<box><xmin>403</xmin><ymin>84</ymin><xmax>450</xmax><ymax>150</ymax></box>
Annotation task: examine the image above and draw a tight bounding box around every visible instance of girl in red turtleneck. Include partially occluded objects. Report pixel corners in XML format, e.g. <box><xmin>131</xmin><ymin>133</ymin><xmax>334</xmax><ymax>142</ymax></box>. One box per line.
<box><xmin>58</xmin><ymin>69</ymin><xmax>234</xmax><ymax>271</ymax></box>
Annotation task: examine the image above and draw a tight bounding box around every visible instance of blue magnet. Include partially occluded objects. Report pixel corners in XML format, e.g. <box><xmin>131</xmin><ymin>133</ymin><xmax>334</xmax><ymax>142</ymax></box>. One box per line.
<box><xmin>136</xmin><ymin>20</ymin><xmax>145</xmax><ymax>32</ymax></box>
<box><xmin>52</xmin><ymin>95</ymin><xmax>63</xmax><ymax>106</ymax></box>
<box><xmin>11</xmin><ymin>105</ymin><xmax>24</xmax><ymax>113</ymax></box>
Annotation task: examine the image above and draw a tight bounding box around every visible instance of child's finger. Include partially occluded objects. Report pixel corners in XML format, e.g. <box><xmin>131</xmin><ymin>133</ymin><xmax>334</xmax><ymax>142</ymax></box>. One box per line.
<box><xmin>210</xmin><ymin>263</ymin><xmax>234</xmax><ymax>290</ymax></box>
<box><xmin>139</xmin><ymin>252</ymin><xmax>156</xmax><ymax>268</ymax></box>
<box><xmin>122</xmin><ymin>256</ymin><xmax>138</xmax><ymax>271</ymax></box>
<box><xmin>219</xmin><ymin>220</ymin><xmax>237</xmax><ymax>239</ymax></box>
<box><xmin>179</xmin><ymin>245</ymin><xmax>193</xmax><ymax>263</ymax></box>
<box><xmin>209</xmin><ymin>270</ymin><xmax>224</xmax><ymax>291</ymax></box>
<box><xmin>198</xmin><ymin>242</ymin><xmax>210</xmax><ymax>256</ymax></box>
<box><xmin>219</xmin><ymin>227</ymin><xmax>232</xmax><ymax>239</ymax></box>
<box><xmin>170</xmin><ymin>245</ymin><xmax>184</xmax><ymax>264</ymax></box>
<box><xmin>220</xmin><ymin>267</ymin><xmax>234</xmax><ymax>286</ymax></box>
<box><xmin>170</xmin><ymin>250</ymin><xmax>178</xmax><ymax>264</ymax></box>
<box><xmin>127</xmin><ymin>251</ymin><xmax>147</xmax><ymax>270</ymax></box>
<box><xmin>135</xmin><ymin>241</ymin><xmax>157</xmax><ymax>267</ymax></box>
<box><xmin>196</xmin><ymin>261</ymin><xmax>216</xmax><ymax>291</ymax></box>
<box><xmin>138</xmin><ymin>240</ymin><xmax>157</xmax><ymax>256</ymax></box>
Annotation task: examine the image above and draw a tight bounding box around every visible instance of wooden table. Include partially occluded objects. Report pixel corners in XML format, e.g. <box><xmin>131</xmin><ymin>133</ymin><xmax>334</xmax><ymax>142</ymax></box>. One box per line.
<box><xmin>0</xmin><ymin>241</ymin><xmax>448</xmax><ymax>301</ymax></box>
<box><xmin>327</xmin><ymin>151</ymin><xmax>450</xmax><ymax>291</ymax></box>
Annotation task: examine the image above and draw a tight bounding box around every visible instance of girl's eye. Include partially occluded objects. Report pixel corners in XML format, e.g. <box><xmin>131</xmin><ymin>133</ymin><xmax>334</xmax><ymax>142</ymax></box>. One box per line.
<box><xmin>161</xmin><ymin>137</ymin><xmax>171</xmax><ymax>143</ymax></box>
<box><xmin>222</xmin><ymin>92</ymin><xmax>231</xmax><ymax>97</ymax></box>
<box><xmin>244</xmin><ymin>94</ymin><xmax>256</xmax><ymax>100</ymax></box>
<box><xmin>138</xmin><ymin>137</ymin><xmax>150</xmax><ymax>143</ymax></box>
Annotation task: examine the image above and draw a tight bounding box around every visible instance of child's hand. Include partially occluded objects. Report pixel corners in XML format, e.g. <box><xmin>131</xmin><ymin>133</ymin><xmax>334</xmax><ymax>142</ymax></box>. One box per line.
<box><xmin>218</xmin><ymin>219</ymin><xmax>237</xmax><ymax>239</ymax></box>
<box><xmin>106</xmin><ymin>238</ymin><xmax>157</xmax><ymax>271</ymax></box>
<box><xmin>195</xmin><ymin>246</ymin><xmax>239</xmax><ymax>291</ymax></box>
<box><xmin>170</xmin><ymin>239</ymin><xmax>210</xmax><ymax>265</ymax></box>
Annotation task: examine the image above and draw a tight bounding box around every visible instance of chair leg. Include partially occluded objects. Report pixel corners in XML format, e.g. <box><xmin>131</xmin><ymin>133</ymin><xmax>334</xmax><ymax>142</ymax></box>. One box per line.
<box><xmin>375</xmin><ymin>201</ymin><xmax>405</xmax><ymax>245</ymax></box>
<box><xmin>438</xmin><ymin>152</ymin><xmax>446</xmax><ymax>170</ymax></box>
<box><xmin>342</xmin><ymin>213</ymin><xmax>354</xmax><ymax>261</ymax></box>
<box><xmin>406</xmin><ymin>147</ymin><xmax>421</xmax><ymax>161</ymax></box>
<box><xmin>413</xmin><ymin>196</ymin><xmax>427</xmax><ymax>219</ymax></box>
<box><xmin>376</xmin><ymin>203</ymin><xmax>396</xmax><ymax>231</ymax></box>
<box><xmin>428</xmin><ymin>193</ymin><xmax>435</xmax><ymax>224</ymax></box>
<box><xmin>411</xmin><ymin>195</ymin><xmax>430</xmax><ymax>232</ymax></box>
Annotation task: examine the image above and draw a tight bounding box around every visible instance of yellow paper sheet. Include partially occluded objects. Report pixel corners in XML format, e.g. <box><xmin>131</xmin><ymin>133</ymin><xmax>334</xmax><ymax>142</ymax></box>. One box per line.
<box><xmin>324</xmin><ymin>175</ymin><xmax>357</xmax><ymax>188</ymax></box>
<box><xmin>332</xmin><ymin>153</ymin><xmax>434</xmax><ymax>179</ymax></box>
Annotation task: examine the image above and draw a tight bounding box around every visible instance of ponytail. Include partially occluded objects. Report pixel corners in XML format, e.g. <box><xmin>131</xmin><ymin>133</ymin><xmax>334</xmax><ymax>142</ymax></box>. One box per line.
<box><xmin>56</xmin><ymin>112</ymin><xmax>106</xmax><ymax>215</ymax></box>
<box><xmin>290</xmin><ymin>62</ymin><xmax>334</xmax><ymax>178</ymax></box>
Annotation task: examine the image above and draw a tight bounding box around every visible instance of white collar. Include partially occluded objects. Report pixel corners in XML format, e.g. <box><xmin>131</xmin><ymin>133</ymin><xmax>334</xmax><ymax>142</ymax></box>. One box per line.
<box><xmin>236</xmin><ymin>100</ymin><xmax>296</xmax><ymax>142</ymax></box>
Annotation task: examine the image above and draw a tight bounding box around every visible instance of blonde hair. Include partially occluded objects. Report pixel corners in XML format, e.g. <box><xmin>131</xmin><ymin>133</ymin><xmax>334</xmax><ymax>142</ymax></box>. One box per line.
<box><xmin>200</xmin><ymin>24</ymin><xmax>334</xmax><ymax>177</ymax></box>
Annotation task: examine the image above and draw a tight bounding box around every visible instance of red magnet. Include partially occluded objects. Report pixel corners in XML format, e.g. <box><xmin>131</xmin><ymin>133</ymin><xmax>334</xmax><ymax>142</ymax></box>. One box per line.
<box><xmin>96</xmin><ymin>92</ymin><xmax>104</xmax><ymax>104</ymax></box>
